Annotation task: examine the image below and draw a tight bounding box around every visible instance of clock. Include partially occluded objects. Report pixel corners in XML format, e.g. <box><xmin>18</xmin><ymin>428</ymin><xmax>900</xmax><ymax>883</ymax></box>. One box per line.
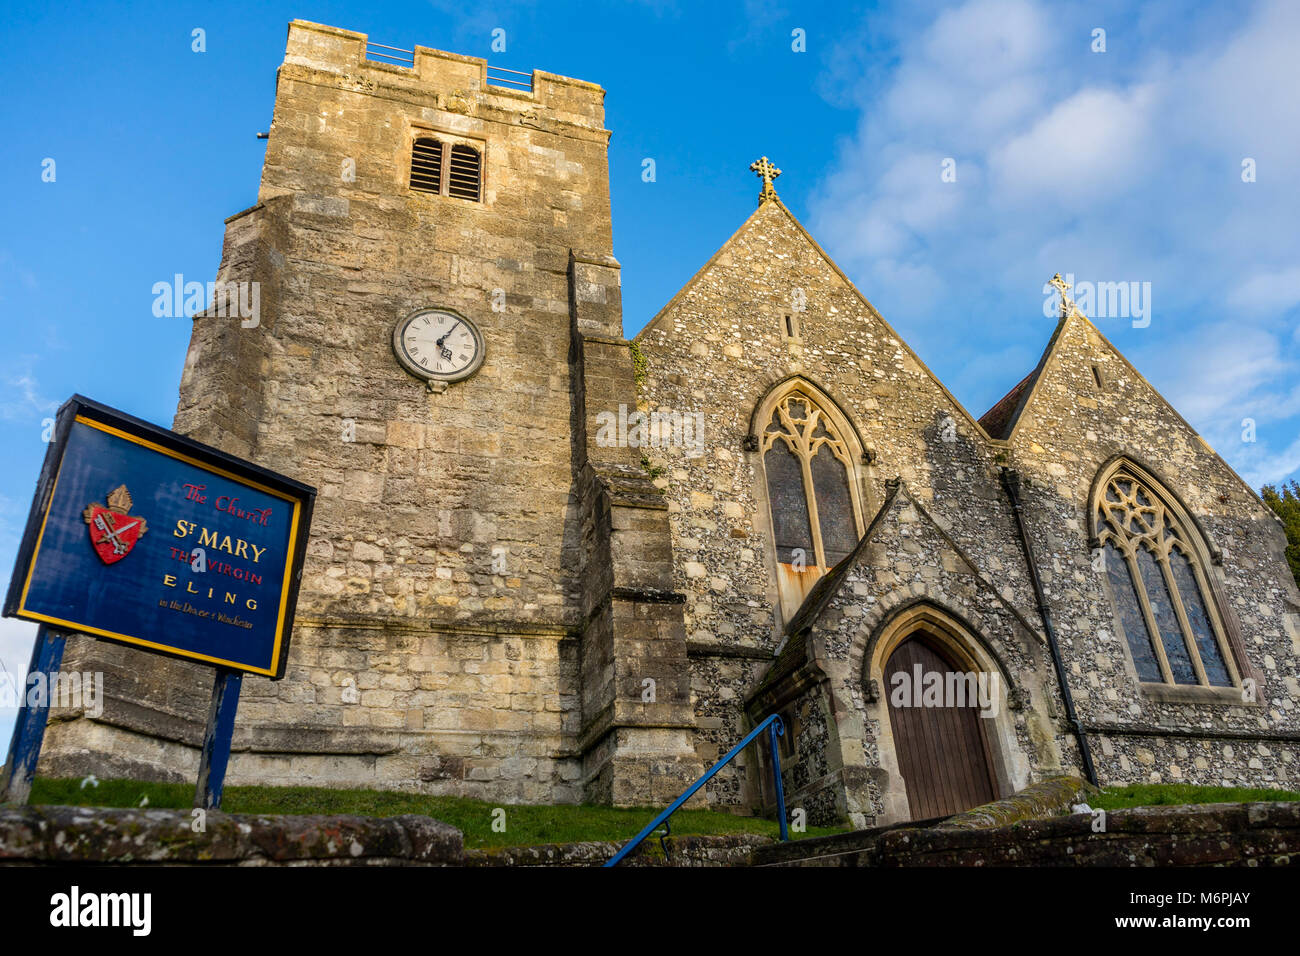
<box><xmin>392</xmin><ymin>308</ymin><xmax>485</xmax><ymax>385</ymax></box>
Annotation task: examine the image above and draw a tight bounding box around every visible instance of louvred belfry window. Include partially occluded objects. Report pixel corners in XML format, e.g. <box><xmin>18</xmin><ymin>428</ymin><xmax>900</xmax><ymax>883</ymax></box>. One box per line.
<box><xmin>761</xmin><ymin>392</ymin><xmax>861</xmax><ymax>569</ymax></box>
<box><xmin>1096</xmin><ymin>470</ymin><xmax>1238</xmax><ymax>688</ymax></box>
<box><xmin>447</xmin><ymin>144</ymin><xmax>481</xmax><ymax>201</ymax></box>
<box><xmin>410</xmin><ymin>138</ymin><xmax>443</xmax><ymax>194</ymax></box>
<box><xmin>409</xmin><ymin>137</ymin><xmax>482</xmax><ymax>202</ymax></box>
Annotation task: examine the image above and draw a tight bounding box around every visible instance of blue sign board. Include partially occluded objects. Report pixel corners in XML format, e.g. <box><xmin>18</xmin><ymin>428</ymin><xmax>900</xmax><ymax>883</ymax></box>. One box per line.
<box><xmin>4</xmin><ymin>396</ymin><xmax>315</xmax><ymax>678</ymax></box>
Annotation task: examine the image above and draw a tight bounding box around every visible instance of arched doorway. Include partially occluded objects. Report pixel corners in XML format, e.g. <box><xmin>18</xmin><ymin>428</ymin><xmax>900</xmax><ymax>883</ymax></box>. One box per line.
<box><xmin>884</xmin><ymin>633</ymin><xmax>998</xmax><ymax>820</ymax></box>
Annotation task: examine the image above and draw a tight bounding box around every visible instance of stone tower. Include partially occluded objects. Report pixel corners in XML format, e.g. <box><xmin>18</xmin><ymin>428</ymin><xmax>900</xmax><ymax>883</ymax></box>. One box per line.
<box><xmin>39</xmin><ymin>20</ymin><xmax>703</xmax><ymax>806</ymax></box>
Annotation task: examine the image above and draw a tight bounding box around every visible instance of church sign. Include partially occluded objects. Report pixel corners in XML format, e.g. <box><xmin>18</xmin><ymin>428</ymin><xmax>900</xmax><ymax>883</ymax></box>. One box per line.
<box><xmin>4</xmin><ymin>395</ymin><xmax>315</xmax><ymax>678</ymax></box>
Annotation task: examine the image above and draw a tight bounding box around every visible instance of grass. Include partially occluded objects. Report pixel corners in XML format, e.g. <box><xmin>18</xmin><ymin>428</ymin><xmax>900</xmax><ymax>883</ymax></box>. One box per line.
<box><xmin>34</xmin><ymin>778</ymin><xmax>1294</xmax><ymax>847</ymax></box>
<box><xmin>1092</xmin><ymin>782</ymin><xmax>1300</xmax><ymax>811</ymax></box>
<box><xmin>29</xmin><ymin>777</ymin><xmax>845</xmax><ymax>849</ymax></box>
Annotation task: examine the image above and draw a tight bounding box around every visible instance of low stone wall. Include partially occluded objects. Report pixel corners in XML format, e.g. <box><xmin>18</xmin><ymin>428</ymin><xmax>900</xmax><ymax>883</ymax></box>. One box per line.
<box><xmin>758</xmin><ymin>801</ymin><xmax>1300</xmax><ymax>867</ymax></box>
<box><xmin>0</xmin><ymin>805</ymin><xmax>463</xmax><ymax>866</ymax></box>
<box><xmin>5</xmin><ymin>799</ymin><xmax>1295</xmax><ymax>866</ymax></box>
<box><xmin>0</xmin><ymin>805</ymin><xmax>769</xmax><ymax>866</ymax></box>
<box><xmin>465</xmin><ymin>833</ymin><xmax>769</xmax><ymax>867</ymax></box>
<box><xmin>880</xmin><ymin>802</ymin><xmax>1299</xmax><ymax>866</ymax></box>
<box><xmin>753</xmin><ymin>818</ymin><xmax>931</xmax><ymax>867</ymax></box>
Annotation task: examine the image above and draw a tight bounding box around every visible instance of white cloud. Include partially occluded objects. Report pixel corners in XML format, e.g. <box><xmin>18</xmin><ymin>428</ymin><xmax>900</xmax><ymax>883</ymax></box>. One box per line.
<box><xmin>989</xmin><ymin>84</ymin><xmax>1158</xmax><ymax>205</ymax></box>
<box><xmin>0</xmin><ymin>362</ymin><xmax>58</xmax><ymax>423</ymax></box>
<box><xmin>1148</xmin><ymin>322</ymin><xmax>1293</xmax><ymax>421</ymax></box>
<box><xmin>1173</xmin><ymin>0</ymin><xmax>1300</xmax><ymax>161</ymax></box>
<box><xmin>808</xmin><ymin>0</ymin><xmax>1300</xmax><ymax>487</ymax></box>
<box><xmin>1137</xmin><ymin>320</ymin><xmax>1298</xmax><ymax>492</ymax></box>
<box><xmin>1227</xmin><ymin>266</ymin><xmax>1300</xmax><ymax>315</ymax></box>
<box><xmin>921</xmin><ymin>0</ymin><xmax>1047</xmax><ymax>79</ymax></box>
<box><xmin>1228</xmin><ymin>434</ymin><xmax>1300</xmax><ymax>491</ymax></box>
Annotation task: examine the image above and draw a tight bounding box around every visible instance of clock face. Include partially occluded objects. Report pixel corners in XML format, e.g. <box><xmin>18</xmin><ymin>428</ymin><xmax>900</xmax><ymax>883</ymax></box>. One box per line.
<box><xmin>392</xmin><ymin>308</ymin><xmax>485</xmax><ymax>383</ymax></box>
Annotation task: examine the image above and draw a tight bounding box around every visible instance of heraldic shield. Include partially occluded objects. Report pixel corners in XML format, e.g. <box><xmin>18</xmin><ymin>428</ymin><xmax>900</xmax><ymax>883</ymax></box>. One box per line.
<box><xmin>82</xmin><ymin>484</ymin><xmax>148</xmax><ymax>565</ymax></box>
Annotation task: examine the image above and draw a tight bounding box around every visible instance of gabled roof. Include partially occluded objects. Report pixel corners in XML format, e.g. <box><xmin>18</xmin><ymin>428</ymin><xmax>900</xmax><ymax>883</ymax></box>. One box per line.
<box><xmin>748</xmin><ymin>482</ymin><xmax>904</xmax><ymax>701</ymax></box>
<box><xmin>636</xmin><ymin>194</ymin><xmax>1271</xmax><ymax>511</ymax></box>
<box><xmin>977</xmin><ymin>309</ymin><xmax>1270</xmax><ymax>510</ymax></box>
<box><xmin>977</xmin><ymin>315</ymin><xmax>1068</xmax><ymax>439</ymax></box>
<box><xmin>977</xmin><ymin>371</ymin><xmax>1035</xmax><ymax>440</ymax></box>
<box><xmin>782</xmin><ymin>482</ymin><xmax>903</xmax><ymax>640</ymax></box>
<box><xmin>635</xmin><ymin>198</ymin><xmax>995</xmax><ymax>440</ymax></box>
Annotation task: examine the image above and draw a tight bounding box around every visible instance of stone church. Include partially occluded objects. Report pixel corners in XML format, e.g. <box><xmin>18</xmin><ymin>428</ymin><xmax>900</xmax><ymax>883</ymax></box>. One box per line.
<box><xmin>41</xmin><ymin>20</ymin><xmax>1300</xmax><ymax>826</ymax></box>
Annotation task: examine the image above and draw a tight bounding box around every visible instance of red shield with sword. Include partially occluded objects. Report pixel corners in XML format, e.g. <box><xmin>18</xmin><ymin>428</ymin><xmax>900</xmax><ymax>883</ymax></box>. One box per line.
<box><xmin>82</xmin><ymin>484</ymin><xmax>148</xmax><ymax>565</ymax></box>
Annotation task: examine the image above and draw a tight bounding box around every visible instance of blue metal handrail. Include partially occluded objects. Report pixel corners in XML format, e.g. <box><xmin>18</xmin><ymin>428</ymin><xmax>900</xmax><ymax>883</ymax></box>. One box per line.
<box><xmin>604</xmin><ymin>714</ymin><xmax>789</xmax><ymax>867</ymax></box>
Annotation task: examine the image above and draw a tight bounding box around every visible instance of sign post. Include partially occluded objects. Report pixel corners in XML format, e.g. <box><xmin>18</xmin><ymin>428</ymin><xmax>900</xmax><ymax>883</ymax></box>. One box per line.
<box><xmin>2</xmin><ymin>395</ymin><xmax>315</xmax><ymax>808</ymax></box>
<box><xmin>194</xmin><ymin>668</ymin><xmax>243</xmax><ymax>810</ymax></box>
<box><xmin>0</xmin><ymin>625</ymin><xmax>68</xmax><ymax>804</ymax></box>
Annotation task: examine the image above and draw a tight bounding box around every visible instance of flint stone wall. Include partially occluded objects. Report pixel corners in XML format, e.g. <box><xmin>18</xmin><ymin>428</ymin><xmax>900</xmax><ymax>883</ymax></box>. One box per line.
<box><xmin>635</xmin><ymin>201</ymin><xmax>1043</xmax><ymax>806</ymax></box>
<box><xmin>636</xmin><ymin>197</ymin><xmax>1300</xmax><ymax>815</ymax></box>
<box><xmin>1004</xmin><ymin>316</ymin><xmax>1300</xmax><ymax>784</ymax></box>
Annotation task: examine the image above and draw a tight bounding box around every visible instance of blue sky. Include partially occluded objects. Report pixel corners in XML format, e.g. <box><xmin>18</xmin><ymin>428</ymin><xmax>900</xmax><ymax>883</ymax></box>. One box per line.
<box><xmin>2</xmin><ymin>0</ymin><xmax>1297</xmax><ymax>744</ymax></box>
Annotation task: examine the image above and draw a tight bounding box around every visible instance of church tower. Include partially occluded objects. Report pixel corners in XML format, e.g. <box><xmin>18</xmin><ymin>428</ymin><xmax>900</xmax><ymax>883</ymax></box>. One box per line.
<box><xmin>40</xmin><ymin>20</ymin><xmax>703</xmax><ymax>805</ymax></box>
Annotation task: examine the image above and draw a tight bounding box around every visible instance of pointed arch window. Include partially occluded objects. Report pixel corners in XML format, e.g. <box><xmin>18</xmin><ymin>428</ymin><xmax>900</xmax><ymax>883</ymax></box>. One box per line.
<box><xmin>1096</xmin><ymin>468</ymin><xmax>1238</xmax><ymax>688</ymax></box>
<box><xmin>760</xmin><ymin>389</ymin><xmax>862</xmax><ymax>569</ymax></box>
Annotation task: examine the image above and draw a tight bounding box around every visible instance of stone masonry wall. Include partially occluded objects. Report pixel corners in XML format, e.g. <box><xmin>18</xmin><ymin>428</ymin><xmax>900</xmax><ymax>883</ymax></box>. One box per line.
<box><xmin>1007</xmin><ymin>314</ymin><xmax>1300</xmax><ymax>787</ymax></box>
<box><xmin>635</xmin><ymin>196</ymin><xmax>1300</xmax><ymax>811</ymax></box>
<box><xmin>792</xmin><ymin>488</ymin><xmax>1070</xmax><ymax>826</ymax></box>
<box><xmin>42</xmin><ymin>20</ymin><xmax>618</xmax><ymax>800</ymax></box>
<box><xmin>635</xmin><ymin>199</ymin><xmax>1046</xmax><ymax>805</ymax></box>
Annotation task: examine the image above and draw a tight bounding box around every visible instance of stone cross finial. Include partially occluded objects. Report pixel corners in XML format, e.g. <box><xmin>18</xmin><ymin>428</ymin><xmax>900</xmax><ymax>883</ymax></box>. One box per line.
<box><xmin>1048</xmin><ymin>272</ymin><xmax>1075</xmax><ymax>318</ymax></box>
<box><xmin>750</xmin><ymin>156</ymin><xmax>782</xmax><ymax>204</ymax></box>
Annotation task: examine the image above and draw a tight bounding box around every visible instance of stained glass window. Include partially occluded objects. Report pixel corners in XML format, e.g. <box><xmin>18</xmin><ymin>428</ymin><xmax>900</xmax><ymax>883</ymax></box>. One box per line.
<box><xmin>811</xmin><ymin>445</ymin><xmax>857</xmax><ymax>565</ymax></box>
<box><xmin>1105</xmin><ymin>542</ymin><xmax>1161</xmax><ymax>682</ymax></box>
<box><xmin>1096</xmin><ymin>468</ymin><xmax>1238</xmax><ymax>689</ymax></box>
<box><xmin>1136</xmin><ymin>546</ymin><xmax>1197</xmax><ymax>684</ymax></box>
<box><xmin>1170</xmin><ymin>548</ymin><xmax>1231</xmax><ymax>686</ymax></box>
<box><xmin>761</xmin><ymin>390</ymin><xmax>862</xmax><ymax>569</ymax></box>
<box><xmin>765</xmin><ymin>441</ymin><xmax>813</xmax><ymax>563</ymax></box>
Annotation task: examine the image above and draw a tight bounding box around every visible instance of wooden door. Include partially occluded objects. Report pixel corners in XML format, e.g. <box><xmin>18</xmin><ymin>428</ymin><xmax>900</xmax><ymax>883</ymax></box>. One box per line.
<box><xmin>885</xmin><ymin>634</ymin><xmax>998</xmax><ymax>820</ymax></box>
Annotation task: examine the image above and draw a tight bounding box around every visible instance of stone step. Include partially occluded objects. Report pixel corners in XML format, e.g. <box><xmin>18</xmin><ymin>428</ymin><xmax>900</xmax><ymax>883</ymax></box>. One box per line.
<box><xmin>754</xmin><ymin>817</ymin><xmax>947</xmax><ymax>867</ymax></box>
